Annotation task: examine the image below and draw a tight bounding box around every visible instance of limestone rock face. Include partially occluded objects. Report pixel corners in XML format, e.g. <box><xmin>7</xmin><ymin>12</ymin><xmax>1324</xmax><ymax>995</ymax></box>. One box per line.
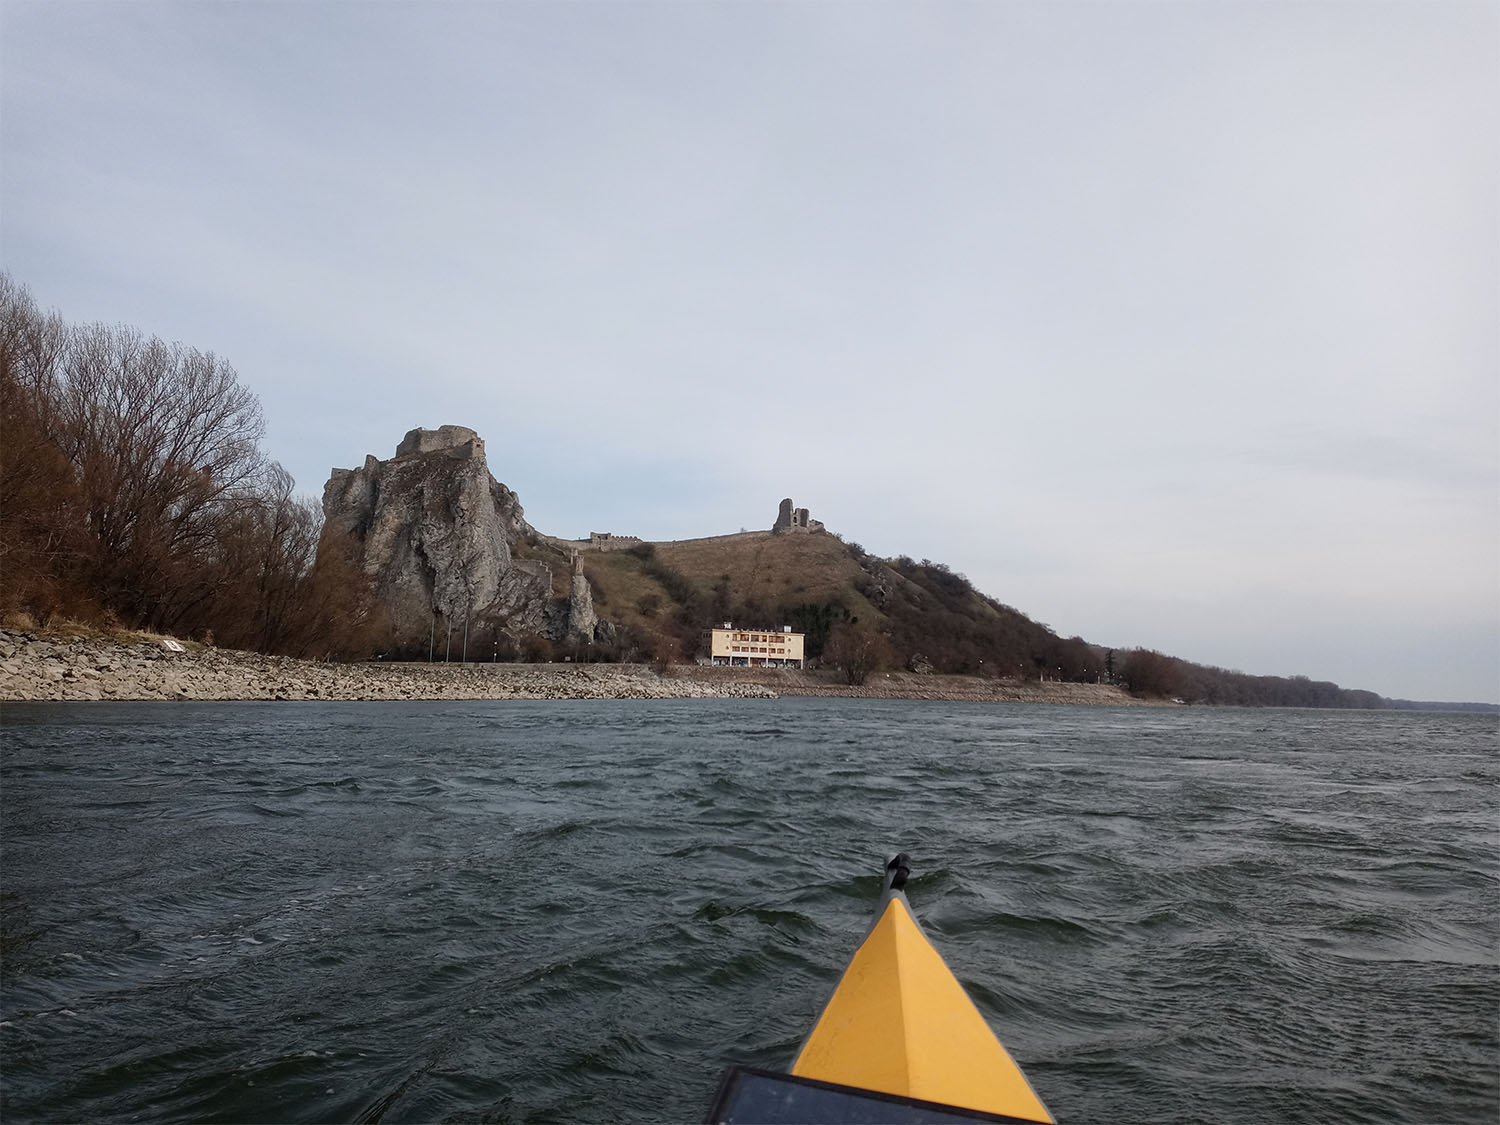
<box><xmin>566</xmin><ymin>552</ymin><xmax>598</xmax><ymax>643</ymax></box>
<box><xmin>322</xmin><ymin>426</ymin><xmax>556</xmax><ymax>649</ymax></box>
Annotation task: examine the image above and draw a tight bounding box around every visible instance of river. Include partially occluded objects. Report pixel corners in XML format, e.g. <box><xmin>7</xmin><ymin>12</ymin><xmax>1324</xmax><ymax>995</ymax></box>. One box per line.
<box><xmin>2</xmin><ymin>700</ymin><xmax>1495</xmax><ymax>1122</ymax></box>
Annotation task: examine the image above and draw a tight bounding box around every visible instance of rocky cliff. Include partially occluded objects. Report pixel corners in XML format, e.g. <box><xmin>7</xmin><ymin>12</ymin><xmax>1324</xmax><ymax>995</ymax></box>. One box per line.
<box><xmin>321</xmin><ymin>426</ymin><xmax>597</xmax><ymax>652</ymax></box>
<box><xmin>566</xmin><ymin>551</ymin><xmax>598</xmax><ymax>642</ymax></box>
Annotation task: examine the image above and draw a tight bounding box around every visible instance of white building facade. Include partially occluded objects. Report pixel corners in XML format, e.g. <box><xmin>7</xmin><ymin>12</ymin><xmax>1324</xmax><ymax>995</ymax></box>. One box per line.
<box><xmin>710</xmin><ymin>625</ymin><xmax>805</xmax><ymax>669</ymax></box>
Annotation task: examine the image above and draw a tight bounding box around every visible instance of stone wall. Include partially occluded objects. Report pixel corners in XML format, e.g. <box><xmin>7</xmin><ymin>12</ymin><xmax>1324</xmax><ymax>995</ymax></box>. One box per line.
<box><xmin>589</xmin><ymin>531</ymin><xmax>643</xmax><ymax>552</ymax></box>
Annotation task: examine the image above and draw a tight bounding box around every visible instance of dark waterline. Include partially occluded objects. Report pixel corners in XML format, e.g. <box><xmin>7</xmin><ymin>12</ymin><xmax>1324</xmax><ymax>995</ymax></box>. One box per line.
<box><xmin>2</xmin><ymin>700</ymin><xmax>1496</xmax><ymax>1123</ymax></box>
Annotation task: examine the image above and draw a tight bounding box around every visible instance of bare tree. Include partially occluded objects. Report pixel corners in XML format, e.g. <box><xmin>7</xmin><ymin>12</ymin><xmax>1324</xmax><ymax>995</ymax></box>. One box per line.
<box><xmin>0</xmin><ymin>277</ymin><xmax>87</xmax><ymax>619</ymax></box>
<box><xmin>823</xmin><ymin>621</ymin><xmax>893</xmax><ymax>686</ymax></box>
<box><xmin>199</xmin><ymin>462</ymin><xmax>323</xmax><ymax>653</ymax></box>
<box><xmin>55</xmin><ymin>321</ymin><xmax>266</xmax><ymax>630</ymax></box>
<box><xmin>1121</xmin><ymin>648</ymin><xmax>1184</xmax><ymax>698</ymax></box>
<box><xmin>0</xmin><ymin>272</ymin><xmax>401</xmax><ymax>658</ymax></box>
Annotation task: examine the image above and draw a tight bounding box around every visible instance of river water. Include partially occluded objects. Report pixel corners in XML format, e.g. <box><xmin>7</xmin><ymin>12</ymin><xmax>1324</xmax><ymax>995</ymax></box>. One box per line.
<box><xmin>1</xmin><ymin>700</ymin><xmax>1495</xmax><ymax>1123</ymax></box>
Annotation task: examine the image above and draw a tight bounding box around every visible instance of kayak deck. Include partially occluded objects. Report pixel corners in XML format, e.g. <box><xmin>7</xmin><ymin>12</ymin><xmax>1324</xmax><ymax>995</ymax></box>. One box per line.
<box><xmin>708</xmin><ymin>854</ymin><xmax>1054</xmax><ymax>1124</ymax></box>
<box><xmin>708</xmin><ymin>1066</ymin><xmax>1054</xmax><ymax>1124</ymax></box>
<box><xmin>792</xmin><ymin>889</ymin><xmax>1053</xmax><ymax>1122</ymax></box>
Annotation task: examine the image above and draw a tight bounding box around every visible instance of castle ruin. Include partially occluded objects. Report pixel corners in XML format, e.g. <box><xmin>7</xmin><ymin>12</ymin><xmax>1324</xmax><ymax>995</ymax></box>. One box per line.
<box><xmin>772</xmin><ymin>498</ymin><xmax>824</xmax><ymax>534</ymax></box>
<box><xmin>588</xmin><ymin>531</ymin><xmax>644</xmax><ymax>552</ymax></box>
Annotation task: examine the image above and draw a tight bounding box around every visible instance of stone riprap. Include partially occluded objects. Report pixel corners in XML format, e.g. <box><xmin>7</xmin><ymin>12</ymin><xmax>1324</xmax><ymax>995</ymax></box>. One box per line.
<box><xmin>0</xmin><ymin>632</ymin><xmax>774</xmax><ymax>702</ymax></box>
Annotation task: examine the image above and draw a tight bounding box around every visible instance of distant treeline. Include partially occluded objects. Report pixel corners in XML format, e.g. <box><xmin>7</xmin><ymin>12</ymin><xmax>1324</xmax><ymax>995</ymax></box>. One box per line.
<box><xmin>1115</xmin><ymin>647</ymin><xmax>1386</xmax><ymax>708</ymax></box>
<box><xmin>0</xmin><ymin>274</ymin><xmax>385</xmax><ymax>657</ymax></box>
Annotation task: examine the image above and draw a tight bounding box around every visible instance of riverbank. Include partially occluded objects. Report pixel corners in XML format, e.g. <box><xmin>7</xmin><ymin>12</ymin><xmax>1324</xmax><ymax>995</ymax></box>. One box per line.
<box><xmin>0</xmin><ymin>630</ymin><xmax>772</xmax><ymax>702</ymax></box>
<box><xmin>0</xmin><ymin>629</ymin><xmax>1149</xmax><ymax>705</ymax></box>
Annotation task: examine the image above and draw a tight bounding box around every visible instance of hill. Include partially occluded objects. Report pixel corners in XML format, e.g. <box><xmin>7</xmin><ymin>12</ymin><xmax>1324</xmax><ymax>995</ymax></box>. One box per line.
<box><xmin>528</xmin><ymin>520</ymin><xmax>1391</xmax><ymax>708</ymax></box>
<box><xmin>575</xmin><ymin>523</ymin><xmax>1089</xmax><ymax>679</ymax></box>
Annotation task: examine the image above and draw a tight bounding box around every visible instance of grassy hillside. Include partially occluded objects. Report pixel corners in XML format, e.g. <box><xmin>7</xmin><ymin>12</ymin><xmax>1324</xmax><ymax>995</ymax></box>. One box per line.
<box><xmin>568</xmin><ymin>532</ymin><xmax>873</xmax><ymax>656</ymax></box>
<box><xmin>654</xmin><ymin>532</ymin><xmax>882</xmax><ymax>623</ymax></box>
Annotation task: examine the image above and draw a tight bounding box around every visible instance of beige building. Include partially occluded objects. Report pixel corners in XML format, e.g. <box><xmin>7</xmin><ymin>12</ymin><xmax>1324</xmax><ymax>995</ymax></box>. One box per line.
<box><xmin>711</xmin><ymin>625</ymin><xmax>805</xmax><ymax>669</ymax></box>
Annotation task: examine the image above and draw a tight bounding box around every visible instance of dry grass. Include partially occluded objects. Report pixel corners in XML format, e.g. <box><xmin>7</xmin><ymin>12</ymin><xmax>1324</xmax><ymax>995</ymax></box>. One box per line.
<box><xmin>579</xmin><ymin>551</ymin><xmax>675</xmax><ymax>633</ymax></box>
<box><xmin>1</xmin><ymin>612</ymin><xmax>205</xmax><ymax>651</ymax></box>
<box><xmin>568</xmin><ymin>531</ymin><xmax>883</xmax><ymax>639</ymax></box>
<box><xmin>655</xmin><ymin>531</ymin><xmax>884</xmax><ymax>622</ymax></box>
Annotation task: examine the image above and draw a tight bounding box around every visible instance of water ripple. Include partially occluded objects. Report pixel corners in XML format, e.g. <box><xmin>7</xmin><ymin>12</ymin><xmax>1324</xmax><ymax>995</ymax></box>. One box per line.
<box><xmin>1</xmin><ymin>700</ymin><xmax>1495</xmax><ymax>1123</ymax></box>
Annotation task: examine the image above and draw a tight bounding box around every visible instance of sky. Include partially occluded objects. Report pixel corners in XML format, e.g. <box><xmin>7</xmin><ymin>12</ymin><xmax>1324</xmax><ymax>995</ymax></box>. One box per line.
<box><xmin>3</xmin><ymin>1</ymin><xmax>1496</xmax><ymax>703</ymax></box>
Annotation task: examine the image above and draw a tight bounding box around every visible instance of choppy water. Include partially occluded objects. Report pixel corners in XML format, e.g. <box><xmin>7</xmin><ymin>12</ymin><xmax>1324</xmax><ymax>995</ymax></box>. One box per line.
<box><xmin>1</xmin><ymin>700</ymin><xmax>1496</xmax><ymax>1123</ymax></box>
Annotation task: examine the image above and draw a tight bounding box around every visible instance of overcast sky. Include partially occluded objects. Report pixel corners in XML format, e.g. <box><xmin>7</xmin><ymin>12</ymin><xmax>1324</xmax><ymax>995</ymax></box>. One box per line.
<box><xmin>4</xmin><ymin>1</ymin><xmax>1496</xmax><ymax>702</ymax></box>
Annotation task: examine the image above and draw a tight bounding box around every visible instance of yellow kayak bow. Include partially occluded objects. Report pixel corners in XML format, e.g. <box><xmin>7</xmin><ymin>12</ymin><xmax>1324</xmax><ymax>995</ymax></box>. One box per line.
<box><xmin>708</xmin><ymin>854</ymin><xmax>1054</xmax><ymax>1124</ymax></box>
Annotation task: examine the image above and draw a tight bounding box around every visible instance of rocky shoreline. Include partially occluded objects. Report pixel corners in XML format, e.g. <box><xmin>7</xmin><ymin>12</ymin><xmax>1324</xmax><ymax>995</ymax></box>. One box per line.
<box><xmin>0</xmin><ymin>631</ymin><xmax>773</xmax><ymax>702</ymax></box>
<box><xmin>0</xmin><ymin>630</ymin><xmax>1151</xmax><ymax>706</ymax></box>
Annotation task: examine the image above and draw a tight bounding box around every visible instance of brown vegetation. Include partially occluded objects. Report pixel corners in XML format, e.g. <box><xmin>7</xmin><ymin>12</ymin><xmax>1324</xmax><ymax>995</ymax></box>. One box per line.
<box><xmin>823</xmin><ymin>620</ymin><xmax>894</xmax><ymax>686</ymax></box>
<box><xmin>1118</xmin><ymin>646</ymin><xmax>1385</xmax><ymax>708</ymax></box>
<box><xmin>0</xmin><ymin>274</ymin><xmax>383</xmax><ymax>658</ymax></box>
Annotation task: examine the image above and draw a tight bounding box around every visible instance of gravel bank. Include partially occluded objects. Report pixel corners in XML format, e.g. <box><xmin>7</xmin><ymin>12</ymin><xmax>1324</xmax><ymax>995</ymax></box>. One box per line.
<box><xmin>0</xmin><ymin>631</ymin><xmax>775</xmax><ymax>702</ymax></box>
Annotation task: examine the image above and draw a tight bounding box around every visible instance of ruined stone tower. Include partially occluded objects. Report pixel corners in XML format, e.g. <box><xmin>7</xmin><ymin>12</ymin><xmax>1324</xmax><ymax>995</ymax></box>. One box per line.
<box><xmin>772</xmin><ymin>497</ymin><xmax>823</xmax><ymax>534</ymax></box>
